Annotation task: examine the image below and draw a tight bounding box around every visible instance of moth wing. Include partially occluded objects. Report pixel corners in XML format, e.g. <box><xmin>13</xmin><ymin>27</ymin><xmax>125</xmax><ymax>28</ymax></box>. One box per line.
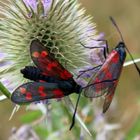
<box><xmin>11</xmin><ymin>82</ymin><xmax>66</xmax><ymax>104</ymax></box>
<box><xmin>103</xmin><ymin>81</ymin><xmax>118</xmax><ymax>113</ymax></box>
<box><xmin>30</xmin><ymin>40</ymin><xmax>73</xmax><ymax>80</ymax></box>
<box><xmin>84</xmin><ymin>78</ymin><xmax>117</xmax><ymax>98</ymax></box>
<box><xmin>84</xmin><ymin>50</ymin><xmax>123</xmax><ymax>98</ymax></box>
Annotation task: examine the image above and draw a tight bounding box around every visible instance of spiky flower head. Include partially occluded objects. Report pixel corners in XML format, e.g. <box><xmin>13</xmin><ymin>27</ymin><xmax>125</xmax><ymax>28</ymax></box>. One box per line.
<box><xmin>0</xmin><ymin>0</ymin><xmax>103</xmax><ymax>90</ymax></box>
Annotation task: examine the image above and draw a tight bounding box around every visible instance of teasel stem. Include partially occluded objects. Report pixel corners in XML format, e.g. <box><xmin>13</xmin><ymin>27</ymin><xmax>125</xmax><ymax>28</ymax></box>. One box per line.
<box><xmin>0</xmin><ymin>81</ymin><xmax>11</xmax><ymax>99</ymax></box>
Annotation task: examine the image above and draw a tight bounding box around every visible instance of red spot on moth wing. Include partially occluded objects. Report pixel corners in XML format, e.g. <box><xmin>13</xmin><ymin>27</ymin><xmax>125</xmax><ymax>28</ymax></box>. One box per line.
<box><xmin>20</xmin><ymin>87</ymin><xmax>26</xmax><ymax>94</ymax></box>
<box><xmin>111</xmin><ymin>54</ymin><xmax>119</xmax><ymax>63</ymax></box>
<box><xmin>94</xmin><ymin>77</ymin><xmax>100</xmax><ymax>83</ymax></box>
<box><xmin>52</xmin><ymin>61</ymin><xmax>58</xmax><ymax>67</ymax></box>
<box><xmin>26</xmin><ymin>92</ymin><xmax>32</xmax><ymax>100</ymax></box>
<box><xmin>32</xmin><ymin>51</ymin><xmax>40</xmax><ymax>58</ymax></box>
<box><xmin>38</xmin><ymin>86</ymin><xmax>45</xmax><ymax>92</ymax></box>
<box><xmin>47</xmin><ymin>62</ymin><xmax>58</xmax><ymax>71</ymax></box>
<box><xmin>106</xmin><ymin>72</ymin><xmax>112</xmax><ymax>79</ymax></box>
<box><xmin>40</xmin><ymin>51</ymin><xmax>48</xmax><ymax>58</ymax></box>
<box><xmin>39</xmin><ymin>92</ymin><xmax>47</xmax><ymax>97</ymax></box>
<box><xmin>39</xmin><ymin>80</ymin><xmax>46</xmax><ymax>82</ymax></box>
<box><xmin>38</xmin><ymin>86</ymin><xmax>47</xmax><ymax>97</ymax></box>
<box><xmin>109</xmin><ymin>50</ymin><xmax>119</xmax><ymax>63</ymax></box>
<box><xmin>60</xmin><ymin>70</ymin><xmax>72</xmax><ymax>80</ymax></box>
<box><xmin>53</xmin><ymin>89</ymin><xmax>64</xmax><ymax>98</ymax></box>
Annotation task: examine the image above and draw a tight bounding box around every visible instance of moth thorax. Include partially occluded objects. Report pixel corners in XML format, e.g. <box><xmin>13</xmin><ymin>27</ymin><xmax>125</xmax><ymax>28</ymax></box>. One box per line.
<box><xmin>74</xmin><ymin>84</ymin><xmax>82</xmax><ymax>94</ymax></box>
<box><xmin>118</xmin><ymin>42</ymin><xmax>125</xmax><ymax>48</ymax></box>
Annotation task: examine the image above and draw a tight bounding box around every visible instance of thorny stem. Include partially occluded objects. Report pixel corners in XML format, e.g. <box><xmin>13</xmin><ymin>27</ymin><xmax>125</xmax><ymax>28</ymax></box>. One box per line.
<box><xmin>0</xmin><ymin>81</ymin><xmax>11</xmax><ymax>99</ymax></box>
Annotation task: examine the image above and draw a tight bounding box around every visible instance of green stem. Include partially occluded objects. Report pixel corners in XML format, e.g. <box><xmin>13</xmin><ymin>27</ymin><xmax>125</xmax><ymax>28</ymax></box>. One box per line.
<box><xmin>0</xmin><ymin>81</ymin><xmax>11</xmax><ymax>99</ymax></box>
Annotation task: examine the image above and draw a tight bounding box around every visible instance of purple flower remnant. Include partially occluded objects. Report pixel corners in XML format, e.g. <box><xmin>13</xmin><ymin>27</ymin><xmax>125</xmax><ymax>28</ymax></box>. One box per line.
<box><xmin>9</xmin><ymin>125</ymin><xmax>40</xmax><ymax>140</ymax></box>
<box><xmin>90</xmin><ymin>48</ymin><xmax>105</xmax><ymax>65</ymax></box>
<box><xmin>0</xmin><ymin>52</ymin><xmax>6</xmax><ymax>59</ymax></box>
<box><xmin>89</xmin><ymin>33</ymin><xmax>106</xmax><ymax>65</ymax></box>
<box><xmin>23</xmin><ymin>0</ymin><xmax>38</xmax><ymax>13</ymax></box>
<box><xmin>23</xmin><ymin>0</ymin><xmax>52</xmax><ymax>15</ymax></box>
<box><xmin>41</xmin><ymin>0</ymin><xmax>52</xmax><ymax>15</ymax></box>
<box><xmin>0</xmin><ymin>52</ymin><xmax>14</xmax><ymax>92</ymax></box>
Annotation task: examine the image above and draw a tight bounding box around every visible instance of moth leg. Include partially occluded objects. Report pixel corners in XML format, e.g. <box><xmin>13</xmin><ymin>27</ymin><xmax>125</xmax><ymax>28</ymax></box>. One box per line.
<box><xmin>96</xmin><ymin>39</ymin><xmax>109</xmax><ymax>55</ymax></box>
<box><xmin>80</xmin><ymin>39</ymin><xmax>109</xmax><ymax>59</ymax></box>
<box><xmin>83</xmin><ymin>78</ymin><xmax>118</xmax><ymax>89</ymax></box>
<box><xmin>76</xmin><ymin>64</ymin><xmax>102</xmax><ymax>79</ymax></box>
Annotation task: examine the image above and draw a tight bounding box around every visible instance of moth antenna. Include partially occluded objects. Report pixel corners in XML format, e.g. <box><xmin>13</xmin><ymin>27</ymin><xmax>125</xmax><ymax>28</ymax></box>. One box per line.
<box><xmin>69</xmin><ymin>92</ymin><xmax>82</xmax><ymax>130</ymax></box>
<box><xmin>110</xmin><ymin>16</ymin><xmax>140</xmax><ymax>76</ymax></box>
<box><xmin>109</xmin><ymin>16</ymin><xmax>124</xmax><ymax>42</ymax></box>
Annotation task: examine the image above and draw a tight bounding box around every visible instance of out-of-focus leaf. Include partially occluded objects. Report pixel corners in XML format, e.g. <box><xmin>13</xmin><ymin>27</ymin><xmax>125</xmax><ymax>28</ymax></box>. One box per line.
<box><xmin>20</xmin><ymin>110</ymin><xmax>42</xmax><ymax>123</ymax></box>
<box><xmin>125</xmin><ymin>116</ymin><xmax>140</xmax><ymax>140</ymax></box>
<box><xmin>34</xmin><ymin>126</ymin><xmax>48</xmax><ymax>140</ymax></box>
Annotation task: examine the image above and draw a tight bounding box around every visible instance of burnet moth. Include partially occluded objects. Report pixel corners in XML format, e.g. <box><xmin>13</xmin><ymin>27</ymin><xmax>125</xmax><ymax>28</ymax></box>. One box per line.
<box><xmin>11</xmin><ymin>17</ymin><xmax>140</xmax><ymax>130</ymax></box>
<box><xmin>80</xmin><ymin>17</ymin><xmax>140</xmax><ymax>113</ymax></box>
<box><xmin>11</xmin><ymin>39</ymin><xmax>83</xmax><ymax>130</ymax></box>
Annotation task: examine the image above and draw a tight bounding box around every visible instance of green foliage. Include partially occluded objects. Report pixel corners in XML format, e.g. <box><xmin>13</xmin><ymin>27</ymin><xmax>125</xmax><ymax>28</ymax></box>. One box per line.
<box><xmin>34</xmin><ymin>126</ymin><xmax>48</xmax><ymax>140</ymax></box>
<box><xmin>20</xmin><ymin>110</ymin><xmax>42</xmax><ymax>123</ymax></box>
<box><xmin>125</xmin><ymin>116</ymin><xmax>140</xmax><ymax>140</ymax></box>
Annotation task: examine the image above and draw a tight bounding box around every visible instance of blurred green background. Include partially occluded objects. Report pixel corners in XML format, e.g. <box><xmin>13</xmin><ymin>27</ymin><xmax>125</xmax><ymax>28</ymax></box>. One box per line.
<box><xmin>0</xmin><ymin>0</ymin><xmax>140</xmax><ymax>139</ymax></box>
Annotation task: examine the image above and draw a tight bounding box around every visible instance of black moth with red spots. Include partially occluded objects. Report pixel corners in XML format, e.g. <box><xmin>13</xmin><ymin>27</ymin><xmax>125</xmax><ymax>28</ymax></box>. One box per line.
<box><xmin>11</xmin><ymin>40</ymin><xmax>82</xmax><ymax>104</ymax></box>
<box><xmin>82</xmin><ymin>17</ymin><xmax>140</xmax><ymax>113</ymax></box>
<box><xmin>11</xmin><ymin>17</ymin><xmax>140</xmax><ymax>130</ymax></box>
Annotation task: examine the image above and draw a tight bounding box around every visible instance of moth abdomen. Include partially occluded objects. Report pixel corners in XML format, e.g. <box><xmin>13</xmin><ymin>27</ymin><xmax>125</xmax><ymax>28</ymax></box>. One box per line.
<box><xmin>21</xmin><ymin>66</ymin><xmax>43</xmax><ymax>81</ymax></box>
